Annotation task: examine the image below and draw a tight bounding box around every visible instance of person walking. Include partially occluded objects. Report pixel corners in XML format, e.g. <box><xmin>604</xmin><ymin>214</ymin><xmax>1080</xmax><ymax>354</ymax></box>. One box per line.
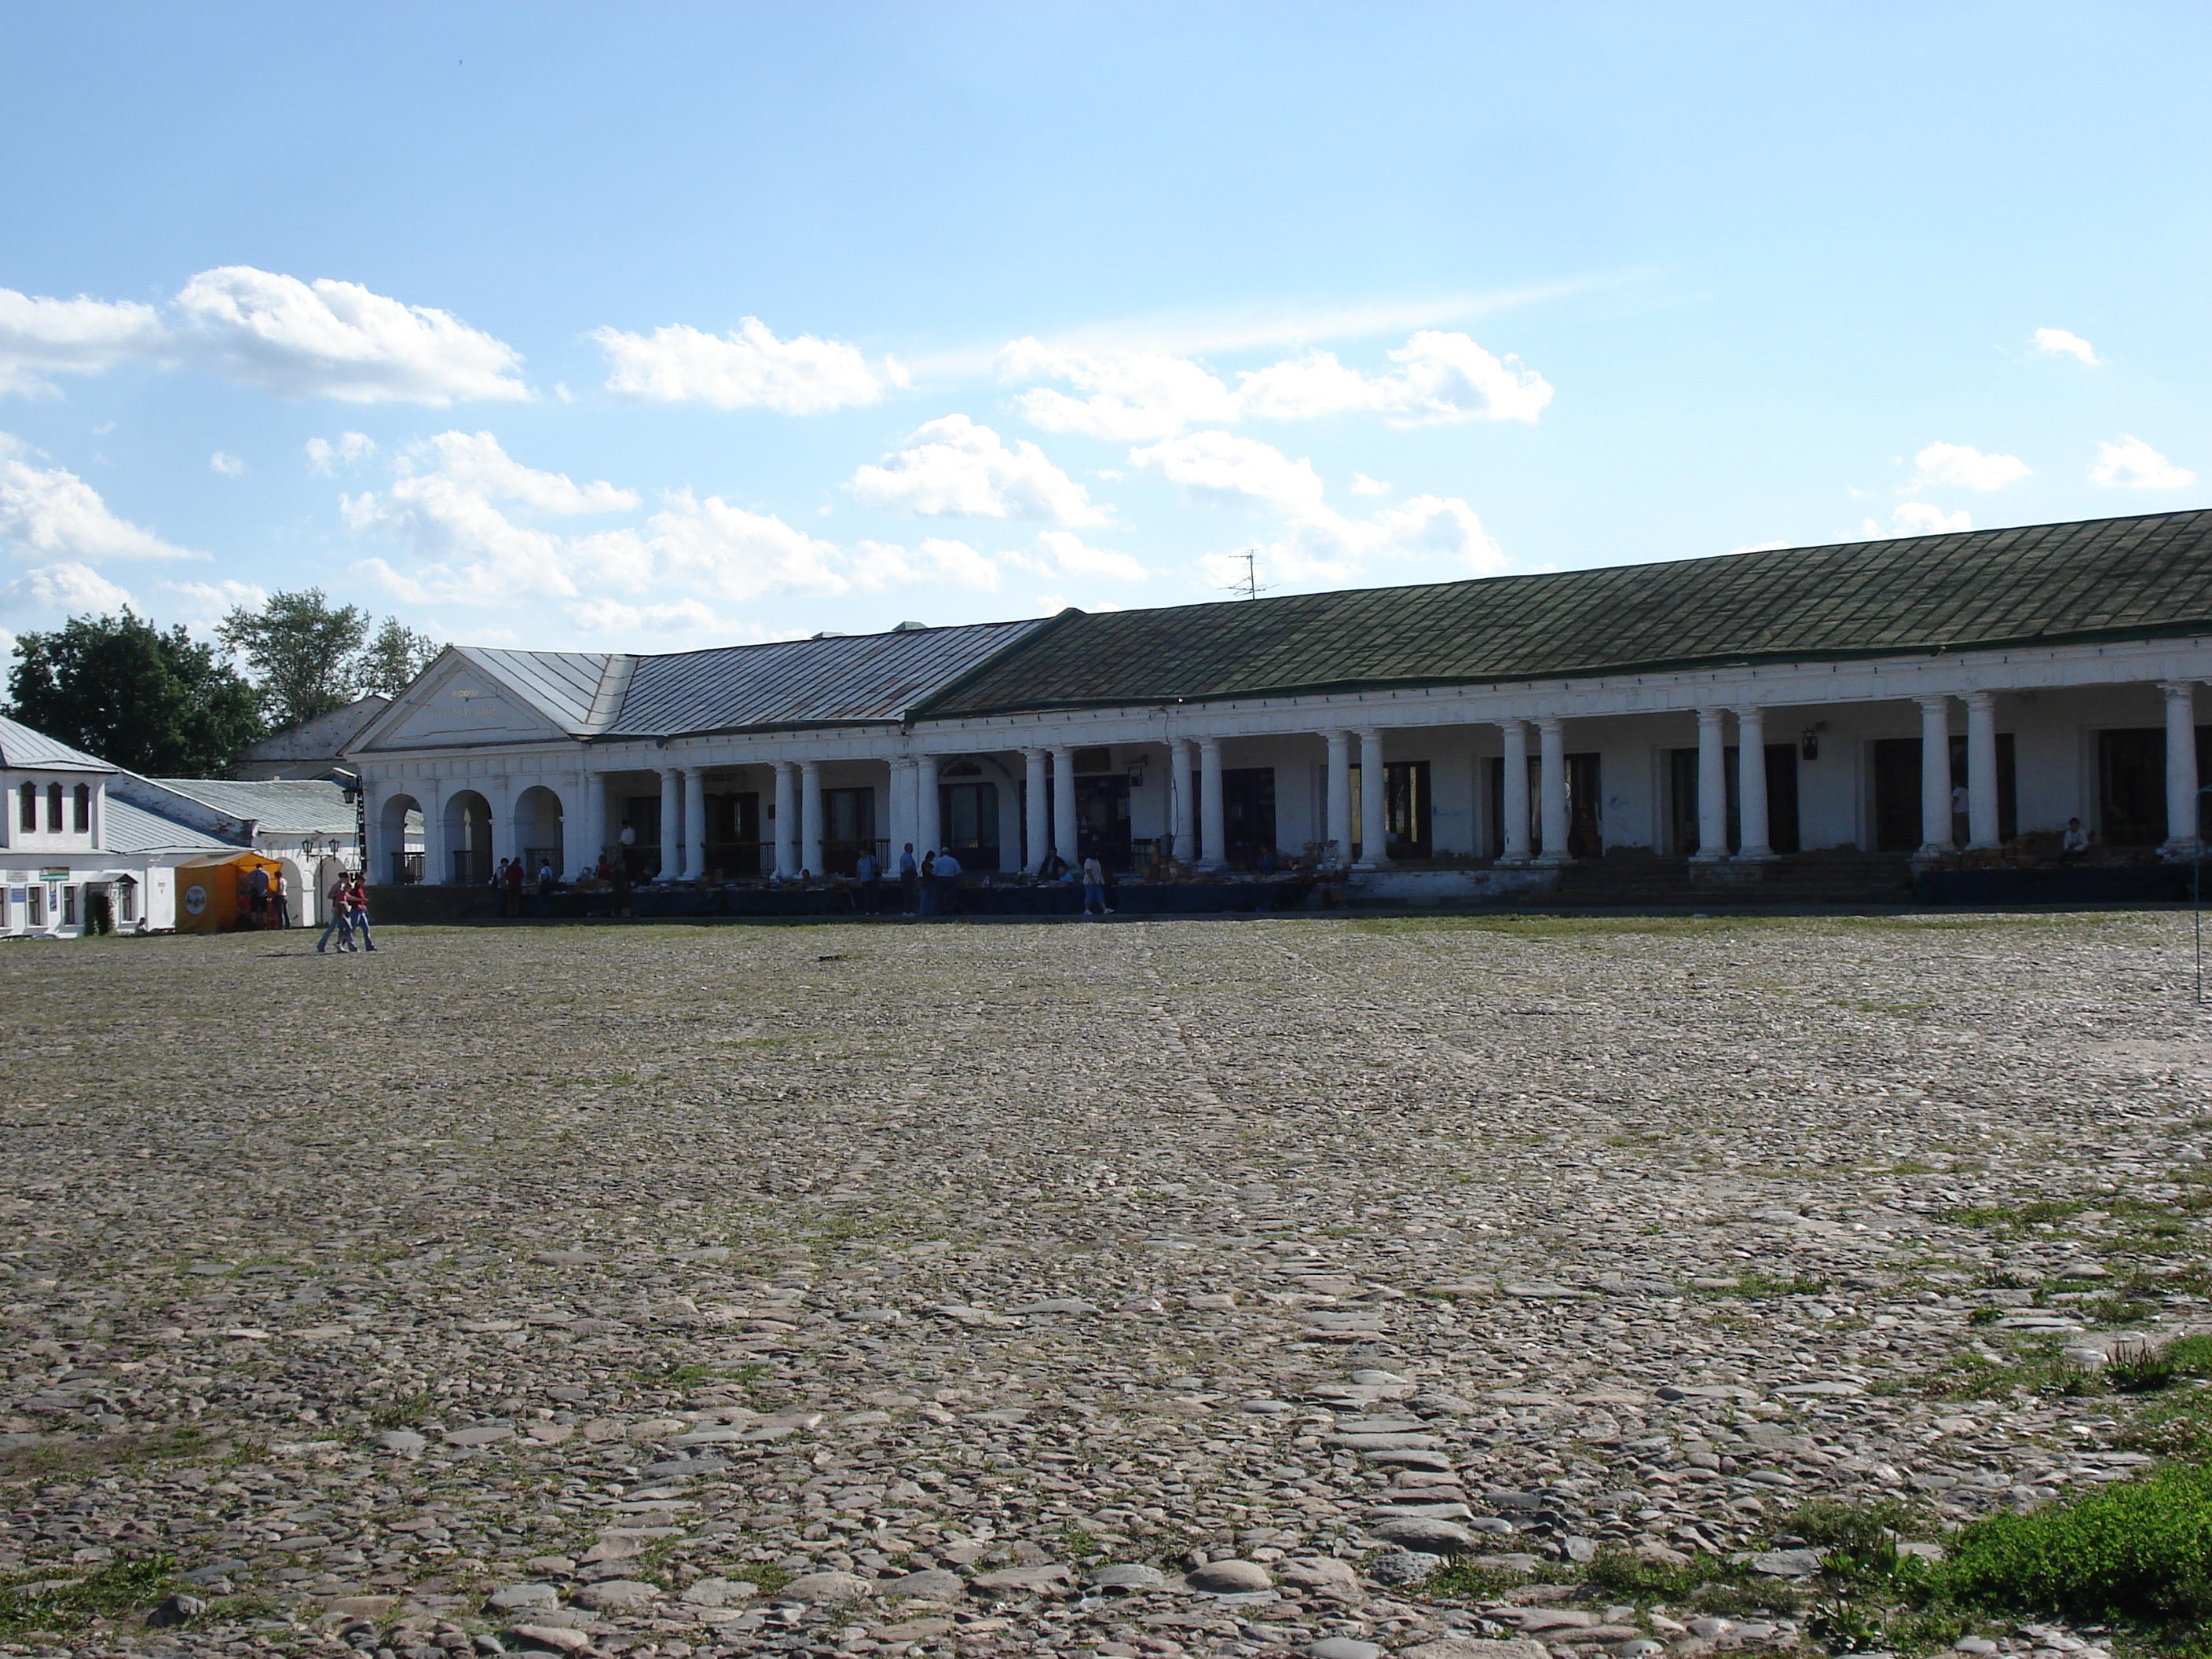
<box><xmin>317</xmin><ymin>873</ymin><xmax>354</xmax><ymax>953</ymax></box>
<box><xmin>898</xmin><ymin>842</ymin><xmax>919</xmax><ymax>914</ymax></box>
<box><xmin>347</xmin><ymin>873</ymin><xmax>377</xmax><ymax>951</ymax></box>
<box><xmin>493</xmin><ymin>857</ymin><xmax>510</xmax><ymax>917</ymax></box>
<box><xmin>503</xmin><ymin>855</ymin><xmax>526</xmax><ymax>918</ymax></box>
<box><xmin>855</xmin><ymin>847</ymin><xmax>881</xmax><ymax>915</ymax></box>
<box><xmin>917</xmin><ymin>850</ymin><xmax>937</xmax><ymax>914</ymax></box>
<box><xmin>271</xmin><ymin>869</ymin><xmax>292</xmax><ymax>930</ymax></box>
<box><xmin>933</xmin><ymin>847</ymin><xmax>962</xmax><ymax>917</ymax></box>
<box><xmin>1082</xmin><ymin>853</ymin><xmax>1111</xmax><ymax>917</ymax></box>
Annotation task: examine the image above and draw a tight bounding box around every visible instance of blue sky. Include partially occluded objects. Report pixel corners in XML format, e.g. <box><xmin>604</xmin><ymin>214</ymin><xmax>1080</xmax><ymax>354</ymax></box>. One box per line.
<box><xmin>2</xmin><ymin>3</ymin><xmax>2207</xmax><ymax>660</ymax></box>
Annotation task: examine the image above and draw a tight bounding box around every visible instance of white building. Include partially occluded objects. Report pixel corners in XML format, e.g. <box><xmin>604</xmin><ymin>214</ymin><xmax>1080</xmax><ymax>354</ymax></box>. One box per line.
<box><xmin>347</xmin><ymin>511</ymin><xmax>2212</xmax><ymax>899</ymax></box>
<box><xmin>105</xmin><ymin>774</ymin><xmax>367</xmax><ymax>928</ymax></box>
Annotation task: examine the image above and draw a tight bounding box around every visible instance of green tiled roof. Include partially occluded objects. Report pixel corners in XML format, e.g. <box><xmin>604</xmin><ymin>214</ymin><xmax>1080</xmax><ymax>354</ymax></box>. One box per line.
<box><xmin>920</xmin><ymin>510</ymin><xmax>2212</xmax><ymax>716</ymax></box>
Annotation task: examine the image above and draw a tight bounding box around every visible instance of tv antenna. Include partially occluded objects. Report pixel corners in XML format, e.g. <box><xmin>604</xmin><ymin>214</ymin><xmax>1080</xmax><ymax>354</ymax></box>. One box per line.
<box><xmin>1221</xmin><ymin>548</ymin><xmax>1276</xmax><ymax>601</ymax></box>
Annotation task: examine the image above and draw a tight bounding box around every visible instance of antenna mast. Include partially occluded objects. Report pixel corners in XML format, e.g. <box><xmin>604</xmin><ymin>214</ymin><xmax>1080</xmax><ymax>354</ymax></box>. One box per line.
<box><xmin>1221</xmin><ymin>548</ymin><xmax>1275</xmax><ymax>601</ymax></box>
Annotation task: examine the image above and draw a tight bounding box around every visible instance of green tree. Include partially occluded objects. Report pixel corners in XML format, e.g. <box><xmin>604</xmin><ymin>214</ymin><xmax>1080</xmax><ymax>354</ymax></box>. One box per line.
<box><xmin>357</xmin><ymin>616</ymin><xmax>441</xmax><ymax>698</ymax></box>
<box><xmin>5</xmin><ymin>611</ymin><xmax>265</xmax><ymax>775</ymax></box>
<box><xmin>217</xmin><ymin>588</ymin><xmax>368</xmax><ymax>728</ymax></box>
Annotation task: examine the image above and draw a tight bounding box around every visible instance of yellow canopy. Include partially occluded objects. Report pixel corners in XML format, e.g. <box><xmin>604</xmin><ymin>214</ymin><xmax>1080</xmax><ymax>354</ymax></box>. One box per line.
<box><xmin>174</xmin><ymin>851</ymin><xmax>284</xmax><ymax>933</ymax></box>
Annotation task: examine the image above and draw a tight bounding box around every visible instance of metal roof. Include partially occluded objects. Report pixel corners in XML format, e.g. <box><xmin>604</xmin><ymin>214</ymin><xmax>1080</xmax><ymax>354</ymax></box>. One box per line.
<box><xmin>145</xmin><ymin>778</ymin><xmax>356</xmax><ymax>833</ymax></box>
<box><xmin>921</xmin><ymin>509</ymin><xmax>2212</xmax><ymax>716</ymax></box>
<box><xmin>99</xmin><ymin>797</ymin><xmax>236</xmax><ymax>855</ymax></box>
<box><xmin>457</xmin><ymin>647</ymin><xmax>618</xmax><ymax>734</ymax></box>
<box><xmin>605</xmin><ymin>618</ymin><xmax>1051</xmax><ymax>738</ymax></box>
<box><xmin>0</xmin><ymin>712</ymin><xmax>113</xmax><ymax>773</ymax></box>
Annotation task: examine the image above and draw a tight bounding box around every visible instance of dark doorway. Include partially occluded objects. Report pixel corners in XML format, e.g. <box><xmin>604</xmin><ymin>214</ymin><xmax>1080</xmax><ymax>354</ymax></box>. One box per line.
<box><xmin>939</xmin><ymin>781</ymin><xmax>1002</xmax><ymax>871</ymax></box>
<box><xmin>1667</xmin><ymin>745</ymin><xmax>1804</xmax><ymax>855</ymax></box>
<box><xmin>1872</xmin><ymin>738</ymin><xmax>1921</xmax><ymax>852</ymax></box>
<box><xmin>621</xmin><ymin>793</ymin><xmax>661</xmax><ymax>877</ymax></box>
<box><xmin>1944</xmin><ymin>734</ymin><xmax>2018</xmax><ymax>842</ymax></box>
<box><xmin>1485</xmin><ymin>753</ymin><xmax>1601</xmax><ymax>858</ymax></box>
<box><xmin>2099</xmin><ymin>730</ymin><xmax>2166</xmax><ymax>846</ymax></box>
<box><xmin>1075</xmin><ymin>775</ymin><xmax>1133</xmax><ymax>870</ymax></box>
<box><xmin>704</xmin><ymin>790</ymin><xmax>761</xmax><ymax>878</ymax></box>
<box><xmin>824</xmin><ymin>786</ymin><xmax>877</xmax><ymax>877</ymax></box>
<box><xmin>1764</xmin><ymin>745</ymin><xmax>1802</xmax><ymax>854</ymax></box>
<box><xmin>1222</xmin><ymin>767</ymin><xmax>1276</xmax><ymax>867</ymax></box>
<box><xmin>1385</xmin><ymin>760</ymin><xmax>1433</xmax><ymax>859</ymax></box>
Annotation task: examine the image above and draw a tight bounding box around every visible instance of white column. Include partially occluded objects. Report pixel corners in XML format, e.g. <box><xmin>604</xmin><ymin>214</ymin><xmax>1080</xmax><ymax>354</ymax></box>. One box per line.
<box><xmin>1965</xmin><ymin>691</ymin><xmax>2002</xmax><ymax>851</ymax></box>
<box><xmin>769</xmin><ymin>761</ymin><xmax>796</xmax><ymax>877</ymax></box>
<box><xmin>1356</xmin><ymin>727</ymin><xmax>1388</xmax><ymax>870</ymax></box>
<box><xmin>1022</xmin><ymin>748</ymin><xmax>1049</xmax><ymax>872</ymax></box>
<box><xmin>916</xmin><ymin>755</ymin><xmax>941</xmax><ymax>855</ymax></box>
<box><xmin>1499</xmin><ymin>720</ymin><xmax>1532</xmax><ymax>866</ymax></box>
<box><xmin>1733</xmin><ymin>708</ymin><xmax>1773</xmax><ymax>861</ymax></box>
<box><xmin>1170</xmin><ymin>738</ymin><xmax>1196</xmax><ymax>862</ymax></box>
<box><xmin>888</xmin><ymin>758</ymin><xmax>917</xmax><ymax>863</ymax></box>
<box><xmin>422</xmin><ymin>780</ymin><xmax>447</xmax><ymax>885</ymax></box>
<box><xmin>657</xmin><ymin>768</ymin><xmax>681</xmax><ymax>880</ymax></box>
<box><xmin>2164</xmin><ymin>679</ymin><xmax>2201</xmax><ymax>857</ymax></box>
<box><xmin>1324</xmin><ymin>731</ymin><xmax>1353</xmax><ymax>867</ymax></box>
<box><xmin>1535</xmin><ymin>716</ymin><xmax>1571</xmax><ymax>866</ymax></box>
<box><xmin>1917</xmin><ymin>694</ymin><xmax>1954</xmax><ymax>858</ymax></box>
<box><xmin>1693</xmin><ymin>707</ymin><xmax>1729</xmax><ymax>861</ymax></box>
<box><xmin>1051</xmin><ymin>745</ymin><xmax>1079</xmax><ymax>863</ymax></box>
<box><xmin>682</xmin><ymin>766</ymin><xmax>707</xmax><ymax>880</ymax></box>
<box><xmin>580</xmin><ymin>771</ymin><xmax>606</xmax><ymax>873</ymax></box>
<box><xmin>800</xmin><ymin>759</ymin><xmax>824</xmax><ymax>876</ymax></box>
<box><xmin>1197</xmin><ymin>737</ymin><xmax>1226</xmax><ymax>870</ymax></box>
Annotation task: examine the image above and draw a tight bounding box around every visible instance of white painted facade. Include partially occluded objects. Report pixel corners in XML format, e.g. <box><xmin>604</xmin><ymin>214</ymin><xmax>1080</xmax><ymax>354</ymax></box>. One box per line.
<box><xmin>351</xmin><ymin>632</ymin><xmax>2212</xmax><ymax>884</ymax></box>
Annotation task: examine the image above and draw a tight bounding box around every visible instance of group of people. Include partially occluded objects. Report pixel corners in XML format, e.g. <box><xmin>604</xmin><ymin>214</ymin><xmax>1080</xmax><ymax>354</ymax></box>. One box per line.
<box><xmin>493</xmin><ymin>855</ymin><xmax>564</xmax><ymax>917</ymax></box>
<box><xmin>314</xmin><ymin>872</ymin><xmax>375</xmax><ymax>953</ymax></box>
<box><xmin>240</xmin><ymin>863</ymin><xmax>292</xmax><ymax>929</ymax></box>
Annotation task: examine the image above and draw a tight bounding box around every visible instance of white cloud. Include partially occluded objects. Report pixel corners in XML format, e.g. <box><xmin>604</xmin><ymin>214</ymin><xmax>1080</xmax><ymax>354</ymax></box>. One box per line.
<box><xmin>1002</xmin><ymin>330</ymin><xmax>1551</xmax><ymax>438</ymax></box>
<box><xmin>639</xmin><ymin>493</ymin><xmax>851</xmax><ymax>602</ymax></box>
<box><xmin>0</xmin><ymin>289</ymin><xmax>167</xmax><ymax>397</ymax></box>
<box><xmin>306</xmin><ymin>431</ymin><xmax>377</xmax><ymax>474</ymax></box>
<box><xmin>163</xmin><ymin>577</ymin><xmax>268</xmax><ymax>613</ymax></box>
<box><xmin>998</xmin><ymin>339</ymin><xmax>1240</xmax><ymax>441</ymax></box>
<box><xmin>2090</xmin><ymin>434</ymin><xmax>2196</xmax><ymax>489</ymax></box>
<box><xmin>0</xmin><ymin>436</ymin><xmax>203</xmax><ymax>562</ymax></box>
<box><xmin>595</xmin><ymin>318</ymin><xmax>902</xmax><ymax>414</ymax></box>
<box><xmin>849</xmin><ymin>415</ymin><xmax>1106</xmax><ymax>525</ymax></box>
<box><xmin>210</xmin><ymin>450</ymin><xmax>244</xmax><ymax>477</ymax></box>
<box><xmin>1136</xmin><ymin>430</ymin><xmax>1499</xmax><ymax>587</ymax></box>
<box><xmin>852</xmin><ymin>537</ymin><xmax>1002</xmax><ymax>593</ymax></box>
<box><xmin>1130</xmin><ymin>430</ymin><xmax>1328</xmax><ymax>518</ymax></box>
<box><xmin>2032</xmin><ymin>328</ymin><xmax>2101</xmax><ymax>366</ymax></box>
<box><xmin>1350</xmin><ymin>473</ymin><xmax>1391</xmax><ymax>496</ymax></box>
<box><xmin>1874</xmin><ymin>502</ymin><xmax>1973</xmax><ymax>537</ymax></box>
<box><xmin>1914</xmin><ymin>441</ymin><xmax>2031</xmax><ymax>491</ymax></box>
<box><xmin>1002</xmin><ymin>529</ymin><xmax>1147</xmax><ymax>583</ymax></box>
<box><xmin>567</xmin><ymin>595</ymin><xmax>726</xmax><ymax>635</ymax></box>
<box><xmin>174</xmin><ymin>266</ymin><xmax>527</xmax><ymax>404</ymax></box>
<box><xmin>0</xmin><ymin>561</ymin><xmax>134</xmax><ymax>615</ymax></box>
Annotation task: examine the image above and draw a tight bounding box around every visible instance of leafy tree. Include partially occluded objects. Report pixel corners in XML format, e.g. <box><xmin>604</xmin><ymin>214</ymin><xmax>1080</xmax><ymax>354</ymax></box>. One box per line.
<box><xmin>357</xmin><ymin>617</ymin><xmax>441</xmax><ymax>698</ymax></box>
<box><xmin>5</xmin><ymin>611</ymin><xmax>265</xmax><ymax>775</ymax></box>
<box><xmin>217</xmin><ymin>588</ymin><xmax>369</xmax><ymax>729</ymax></box>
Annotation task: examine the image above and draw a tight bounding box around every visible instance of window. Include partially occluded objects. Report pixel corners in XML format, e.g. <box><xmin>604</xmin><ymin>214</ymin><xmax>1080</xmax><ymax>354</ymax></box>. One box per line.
<box><xmin>72</xmin><ymin>784</ymin><xmax>90</xmax><ymax>833</ymax></box>
<box><xmin>27</xmin><ymin>886</ymin><xmax>42</xmax><ymax>928</ymax></box>
<box><xmin>61</xmin><ymin>885</ymin><xmax>76</xmax><ymax>927</ymax></box>
<box><xmin>46</xmin><ymin>782</ymin><xmax>62</xmax><ymax>832</ymax></box>
<box><xmin>17</xmin><ymin>783</ymin><xmax>31</xmax><ymax>832</ymax></box>
<box><xmin>115</xmin><ymin>877</ymin><xmax>136</xmax><ymax>924</ymax></box>
<box><xmin>1384</xmin><ymin>760</ymin><xmax>1433</xmax><ymax>859</ymax></box>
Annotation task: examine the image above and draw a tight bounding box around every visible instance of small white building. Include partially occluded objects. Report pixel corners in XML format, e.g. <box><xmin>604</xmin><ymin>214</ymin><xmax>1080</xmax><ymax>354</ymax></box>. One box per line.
<box><xmin>1</xmin><ymin>714</ymin><xmax>202</xmax><ymax>936</ymax></box>
<box><xmin>105</xmin><ymin>774</ymin><xmax>369</xmax><ymax>928</ymax></box>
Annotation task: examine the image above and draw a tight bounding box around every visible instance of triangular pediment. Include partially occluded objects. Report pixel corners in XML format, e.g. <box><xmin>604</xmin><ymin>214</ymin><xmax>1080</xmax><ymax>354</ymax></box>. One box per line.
<box><xmin>351</xmin><ymin>651</ymin><xmax>569</xmax><ymax>752</ymax></box>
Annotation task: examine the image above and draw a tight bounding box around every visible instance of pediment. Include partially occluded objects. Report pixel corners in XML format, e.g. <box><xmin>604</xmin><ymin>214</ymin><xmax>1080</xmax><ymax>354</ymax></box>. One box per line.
<box><xmin>356</xmin><ymin>655</ymin><xmax>567</xmax><ymax>751</ymax></box>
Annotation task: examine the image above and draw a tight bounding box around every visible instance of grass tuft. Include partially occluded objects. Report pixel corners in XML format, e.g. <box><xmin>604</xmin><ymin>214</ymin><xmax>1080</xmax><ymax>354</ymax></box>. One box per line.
<box><xmin>0</xmin><ymin>1555</ymin><xmax>183</xmax><ymax>1639</ymax></box>
<box><xmin>1942</xmin><ymin>1460</ymin><xmax>2212</xmax><ymax>1626</ymax></box>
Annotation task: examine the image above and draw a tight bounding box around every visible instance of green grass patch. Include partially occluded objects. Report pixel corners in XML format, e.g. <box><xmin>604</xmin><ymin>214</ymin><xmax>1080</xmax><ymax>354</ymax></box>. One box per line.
<box><xmin>0</xmin><ymin>1425</ymin><xmax>229</xmax><ymax>1481</ymax></box>
<box><xmin>366</xmin><ymin>1393</ymin><xmax>436</xmax><ymax>1429</ymax></box>
<box><xmin>1423</xmin><ymin>1556</ymin><xmax>1535</xmax><ymax>1601</ymax></box>
<box><xmin>1696</xmin><ymin>1271</ymin><xmax>1830</xmax><ymax>1299</ymax></box>
<box><xmin>0</xmin><ymin>1555</ymin><xmax>183</xmax><ymax>1639</ymax></box>
<box><xmin>1943</xmin><ymin>1460</ymin><xmax>2212</xmax><ymax>1628</ymax></box>
<box><xmin>632</xmin><ymin>1361</ymin><xmax>723</xmax><ymax>1390</ymax></box>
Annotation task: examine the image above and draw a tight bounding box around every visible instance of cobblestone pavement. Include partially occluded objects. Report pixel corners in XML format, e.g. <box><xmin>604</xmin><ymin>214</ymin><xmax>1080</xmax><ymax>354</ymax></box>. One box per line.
<box><xmin>2</xmin><ymin>913</ymin><xmax>2207</xmax><ymax>1659</ymax></box>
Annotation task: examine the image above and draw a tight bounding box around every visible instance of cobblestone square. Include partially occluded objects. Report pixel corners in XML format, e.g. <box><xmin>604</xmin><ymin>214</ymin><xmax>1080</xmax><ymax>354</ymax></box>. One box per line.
<box><xmin>2</xmin><ymin>913</ymin><xmax>2206</xmax><ymax>1658</ymax></box>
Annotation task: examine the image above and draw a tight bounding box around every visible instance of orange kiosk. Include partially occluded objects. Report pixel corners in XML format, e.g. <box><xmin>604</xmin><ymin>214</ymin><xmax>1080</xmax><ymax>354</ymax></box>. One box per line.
<box><xmin>174</xmin><ymin>852</ymin><xmax>285</xmax><ymax>932</ymax></box>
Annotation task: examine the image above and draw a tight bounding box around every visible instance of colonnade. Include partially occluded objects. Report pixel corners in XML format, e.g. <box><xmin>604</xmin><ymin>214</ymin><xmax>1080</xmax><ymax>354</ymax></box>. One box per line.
<box><xmin>366</xmin><ymin>680</ymin><xmax>2210</xmax><ymax>884</ymax></box>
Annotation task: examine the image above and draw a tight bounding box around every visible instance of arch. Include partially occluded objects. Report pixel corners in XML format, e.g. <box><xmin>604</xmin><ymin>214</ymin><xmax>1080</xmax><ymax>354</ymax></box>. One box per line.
<box><xmin>511</xmin><ymin>784</ymin><xmax>566</xmax><ymax>879</ymax></box>
<box><xmin>278</xmin><ymin>857</ymin><xmax>310</xmax><ymax>926</ymax></box>
<box><xmin>379</xmin><ymin>793</ymin><xmax>425</xmax><ymax>886</ymax></box>
<box><xmin>444</xmin><ymin>789</ymin><xmax>493</xmax><ymax>886</ymax></box>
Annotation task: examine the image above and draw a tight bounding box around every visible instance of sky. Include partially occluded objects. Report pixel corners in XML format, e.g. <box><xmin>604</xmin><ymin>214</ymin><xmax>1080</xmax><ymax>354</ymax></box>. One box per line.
<box><xmin>2</xmin><ymin>3</ymin><xmax>2209</xmax><ymax>666</ymax></box>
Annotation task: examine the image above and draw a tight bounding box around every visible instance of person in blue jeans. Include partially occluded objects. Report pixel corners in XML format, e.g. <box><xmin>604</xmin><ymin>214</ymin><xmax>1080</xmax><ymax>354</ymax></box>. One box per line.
<box><xmin>317</xmin><ymin>875</ymin><xmax>354</xmax><ymax>953</ymax></box>
<box><xmin>346</xmin><ymin>874</ymin><xmax>376</xmax><ymax>951</ymax></box>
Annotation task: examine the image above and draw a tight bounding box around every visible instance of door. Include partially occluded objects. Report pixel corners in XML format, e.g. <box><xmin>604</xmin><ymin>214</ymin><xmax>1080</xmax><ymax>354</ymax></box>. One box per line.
<box><xmin>1075</xmin><ymin>775</ymin><xmax>1133</xmax><ymax>870</ymax></box>
<box><xmin>824</xmin><ymin>786</ymin><xmax>877</xmax><ymax>877</ymax></box>
<box><xmin>1222</xmin><ymin>767</ymin><xmax>1276</xmax><ymax>867</ymax></box>
<box><xmin>1872</xmin><ymin>738</ymin><xmax>1921</xmax><ymax>852</ymax></box>
<box><xmin>940</xmin><ymin>782</ymin><xmax>1002</xmax><ymax>871</ymax></box>
<box><xmin>705</xmin><ymin>790</ymin><xmax>761</xmax><ymax>877</ymax></box>
<box><xmin>1385</xmin><ymin>760</ymin><xmax>1432</xmax><ymax>859</ymax></box>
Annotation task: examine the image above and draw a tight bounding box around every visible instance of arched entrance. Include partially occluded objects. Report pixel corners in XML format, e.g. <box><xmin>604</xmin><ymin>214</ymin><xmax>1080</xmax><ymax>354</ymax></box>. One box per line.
<box><xmin>379</xmin><ymin>793</ymin><xmax>424</xmax><ymax>886</ymax></box>
<box><xmin>513</xmin><ymin>785</ymin><xmax>566</xmax><ymax>879</ymax></box>
<box><xmin>445</xmin><ymin>790</ymin><xmax>493</xmax><ymax>886</ymax></box>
